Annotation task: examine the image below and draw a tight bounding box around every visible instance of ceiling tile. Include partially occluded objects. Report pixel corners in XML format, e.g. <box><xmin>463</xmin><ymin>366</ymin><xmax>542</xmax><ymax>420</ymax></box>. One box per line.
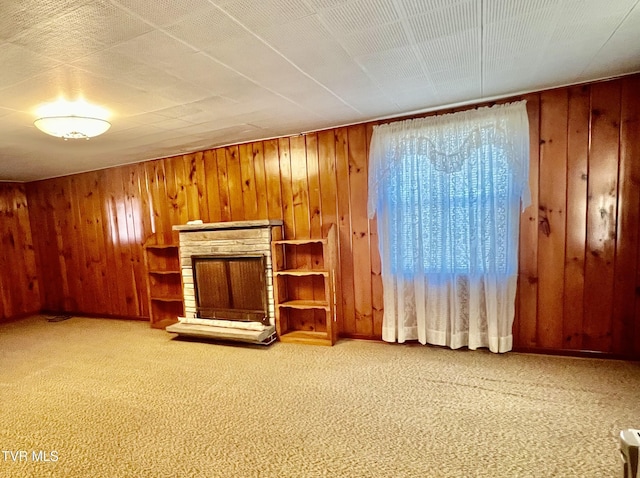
<box><xmin>319</xmin><ymin>0</ymin><xmax>400</xmax><ymax>35</ymax></box>
<box><xmin>0</xmin><ymin>0</ymin><xmax>82</xmax><ymax>42</ymax></box>
<box><xmin>0</xmin><ymin>44</ymin><xmax>61</xmax><ymax>90</ymax></box>
<box><xmin>163</xmin><ymin>5</ymin><xmax>248</xmax><ymax>50</ymax></box>
<box><xmin>399</xmin><ymin>0</ymin><xmax>474</xmax><ymax>17</ymax></box>
<box><xmin>205</xmin><ymin>34</ymin><xmax>323</xmax><ymax>99</ymax></box>
<box><xmin>12</xmin><ymin>1</ymin><xmax>154</xmax><ymax>62</ymax></box>
<box><xmin>355</xmin><ymin>46</ymin><xmax>425</xmax><ymax>83</ymax></box>
<box><xmin>113</xmin><ymin>0</ymin><xmax>213</xmax><ymax>27</ymax></box>
<box><xmin>109</xmin><ymin>30</ymin><xmax>196</xmax><ymax>70</ymax></box>
<box><xmin>218</xmin><ymin>0</ymin><xmax>314</xmax><ymax>32</ymax></box>
<box><xmin>417</xmin><ymin>29</ymin><xmax>479</xmax><ymax>73</ymax></box>
<box><xmin>408</xmin><ymin>0</ymin><xmax>478</xmax><ymax>43</ymax></box>
<box><xmin>581</xmin><ymin>3</ymin><xmax>640</xmax><ymax>78</ymax></box>
<box><xmin>303</xmin><ymin>0</ymin><xmax>350</xmax><ymax>10</ymax></box>
<box><xmin>337</xmin><ymin>21</ymin><xmax>409</xmax><ymax>56</ymax></box>
<box><xmin>259</xmin><ymin>13</ymin><xmax>334</xmax><ymax>51</ymax></box>
<box><xmin>483</xmin><ymin>0</ymin><xmax>561</xmax><ymax>23</ymax></box>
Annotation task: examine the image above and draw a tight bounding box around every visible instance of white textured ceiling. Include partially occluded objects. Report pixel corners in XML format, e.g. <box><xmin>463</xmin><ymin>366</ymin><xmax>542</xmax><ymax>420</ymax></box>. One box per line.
<box><xmin>1</xmin><ymin>0</ymin><xmax>639</xmax><ymax>181</ymax></box>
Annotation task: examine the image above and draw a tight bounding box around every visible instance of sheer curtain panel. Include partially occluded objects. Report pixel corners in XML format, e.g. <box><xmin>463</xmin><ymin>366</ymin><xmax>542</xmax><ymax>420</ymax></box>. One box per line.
<box><xmin>368</xmin><ymin>102</ymin><xmax>530</xmax><ymax>353</ymax></box>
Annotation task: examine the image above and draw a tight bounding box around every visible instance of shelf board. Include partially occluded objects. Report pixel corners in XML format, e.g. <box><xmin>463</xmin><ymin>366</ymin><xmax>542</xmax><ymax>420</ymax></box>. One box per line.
<box><xmin>272</xmin><ymin>238</ymin><xmax>326</xmax><ymax>245</ymax></box>
<box><xmin>151</xmin><ymin>317</ymin><xmax>179</xmax><ymax>330</ymax></box>
<box><xmin>148</xmin><ymin>270</ymin><xmax>181</xmax><ymax>275</ymax></box>
<box><xmin>277</xmin><ymin>299</ymin><xmax>329</xmax><ymax>310</ymax></box>
<box><xmin>145</xmin><ymin>244</ymin><xmax>179</xmax><ymax>250</ymax></box>
<box><xmin>150</xmin><ymin>296</ymin><xmax>183</xmax><ymax>303</ymax></box>
<box><xmin>274</xmin><ymin>269</ymin><xmax>328</xmax><ymax>277</ymax></box>
<box><xmin>279</xmin><ymin>330</ymin><xmax>332</xmax><ymax>346</ymax></box>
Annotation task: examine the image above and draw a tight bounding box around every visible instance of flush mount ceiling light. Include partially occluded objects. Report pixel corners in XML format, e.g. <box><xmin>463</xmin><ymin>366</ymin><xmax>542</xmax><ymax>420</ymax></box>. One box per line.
<box><xmin>34</xmin><ymin>99</ymin><xmax>111</xmax><ymax>140</ymax></box>
<box><xmin>34</xmin><ymin>116</ymin><xmax>111</xmax><ymax>140</ymax></box>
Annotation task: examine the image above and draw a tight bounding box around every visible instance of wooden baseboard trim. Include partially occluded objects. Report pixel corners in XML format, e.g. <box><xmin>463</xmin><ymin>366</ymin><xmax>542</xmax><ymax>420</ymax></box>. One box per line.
<box><xmin>40</xmin><ymin>310</ymin><xmax>149</xmax><ymax>322</ymax></box>
<box><xmin>338</xmin><ymin>335</ymin><xmax>638</xmax><ymax>361</ymax></box>
<box><xmin>512</xmin><ymin>346</ymin><xmax>637</xmax><ymax>361</ymax></box>
<box><xmin>0</xmin><ymin>310</ymin><xmax>41</xmax><ymax>324</ymax></box>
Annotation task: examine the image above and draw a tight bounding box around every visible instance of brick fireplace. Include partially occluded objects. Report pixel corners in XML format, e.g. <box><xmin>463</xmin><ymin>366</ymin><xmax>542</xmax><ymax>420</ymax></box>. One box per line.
<box><xmin>166</xmin><ymin>220</ymin><xmax>283</xmax><ymax>344</ymax></box>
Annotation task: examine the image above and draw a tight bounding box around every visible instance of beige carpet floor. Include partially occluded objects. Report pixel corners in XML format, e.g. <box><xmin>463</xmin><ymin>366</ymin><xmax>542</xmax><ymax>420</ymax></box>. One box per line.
<box><xmin>0</xmin><ymin>315</ymin><xmax>638</xmax><ymax>478</ymax></box>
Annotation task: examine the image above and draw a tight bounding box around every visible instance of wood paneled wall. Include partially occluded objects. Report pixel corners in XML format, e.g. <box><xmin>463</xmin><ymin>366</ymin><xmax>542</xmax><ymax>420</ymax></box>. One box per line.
<box><xmin>0</xmin><ymin>183</ymin><xmax>40</xmax><ymax>320</ymax></box>
<box><xmin>24</xmin><ymin>74</ymin><xmax>640</xmax><ymax>357</ymax></box>
<box><xmin>515</xmin><ymin>75</ymin><xmax>640</xmax><ymax>358</ymax></box>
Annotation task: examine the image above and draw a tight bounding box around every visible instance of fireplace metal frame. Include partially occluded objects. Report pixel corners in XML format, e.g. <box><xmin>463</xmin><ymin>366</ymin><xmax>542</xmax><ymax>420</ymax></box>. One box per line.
<box><xmin>191</xmin><ymin>254</ymin><xmax>269</xmax><ymax>325</ymax></box>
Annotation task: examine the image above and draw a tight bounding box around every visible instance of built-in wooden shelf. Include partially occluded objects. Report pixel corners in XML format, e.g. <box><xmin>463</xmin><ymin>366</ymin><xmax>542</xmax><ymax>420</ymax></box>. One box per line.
<box><xmin>271</xmin><ymin>224</ymin><xmax>338</xmax><ymax>346</ymax></box>
<box><xmin>144</xmin><ymin>235</ymin><xmax>183</xmax><ymax>329</ymax></box>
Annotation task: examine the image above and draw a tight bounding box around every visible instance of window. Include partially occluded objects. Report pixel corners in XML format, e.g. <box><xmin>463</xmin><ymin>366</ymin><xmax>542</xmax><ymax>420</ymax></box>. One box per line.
<box><xmin>388</xmin><ymin>130</ymin><xmax>514</xmax><ymax>276</ymax></box>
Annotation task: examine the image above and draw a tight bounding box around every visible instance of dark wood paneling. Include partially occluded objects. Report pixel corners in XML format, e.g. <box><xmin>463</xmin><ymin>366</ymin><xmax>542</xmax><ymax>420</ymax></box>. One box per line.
<box><xmin>538</xmin><ymin>89</ymin><xmax>568</xmax><ymax>349</ymax></box>
<box><xmin>516</xmin><ymin>94</ymin><xmax>540</xmax><ymax>348</ymax></box>
<box><xmin>563</xmin><ymin>85</ymin><xmax>590</xmax><ymax>351</ymax></box>
<box><xmin>0</xmin><ymin>183</ymin><xmax>40</xmax><ymax>320</ymax></box>
<box><xmin>23</xmin><ymin>73</ymin><xmax>640</xmax><ymax>357</ymax></box>
<box><xmin>583</xmin><ymin>81</ymin><xmax>621</xmax><ymax>352</ymax></box>
<box><xmin>614</xmin><ymin>76</ymin><xmax>640</xmax><ymax>357</ymax></box>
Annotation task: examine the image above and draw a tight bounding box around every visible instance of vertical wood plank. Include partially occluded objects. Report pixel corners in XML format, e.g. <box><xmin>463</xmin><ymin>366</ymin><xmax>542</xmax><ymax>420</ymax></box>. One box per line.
<box><xmin>203</xmin><ymin>149</ymin><xmax>222</xmax><ymax>223</ymax></box>
<box><xmin>82</xmin><ymin>172</ymin><xmax>109</xmax><ymax>315</ymax></box>
<box><xmin>516</xmin><ymin>94</ymin><xmax>540</xmax><ymax>349</ymax></box>
<box><xmin>613</xmin><ymin>76</ymin><xmax>640</xmax><ymax>356</ymax></box>
<box><xmin>183</xmin><ymin>153</ymin><xmax>203</xmax><ymax>222</ymax></box>
<box><xmin>279</xmin><ymin>137</ymin><xmax>295</xmax><ymax>239</ymax></box>
<box><xmin>263</xmin><ymin>139</ymin><xmax>283</xmax><ymax>223</ymax></box>
<box><xmin>165</xmin><ymin>155</ymin><xmax>189</xmax><ymax>228</ymax></box>
<box><xmin>103</xmin><ymin>169</ymin><xmax>130</xmax><ymax>316</ymax></box>
<box><xmin>68</xmin><ymin>175</ymin><xmax>89</xmax><ymax>312</ymax></box>
<box><xmin>563</xmin><ymin>85</ymin><xmax>590</xmax><ymax>350</ymax></box>
<box><xmin>367</xmin><ymin>123</ymin><xmax>384</xmax><ymax>338</ymax></box>
<box><xmin>290</xmin><ymin>135</ymin><xmax>311</xmax><ymax>240</ymax></box>
<box><xmin>149</xmin><ymin>160</ymin><xmax>173</xmax><ymax>244</ymax></box>
<box><xmin>239</xmin><ymin>143</ymin><xmax>259</xmax><ymax>221</ymax></box>
<box><xmin>194</xmin><ymin>151</ymin><xmax>209</xmax><ymax>222</ymax></box>
<box><xmin>348</xmin><ymin>124</ymin><xmax>373</xmax><ymax>337</ymax></box>
<box><xmin>226</xmin><ymin>145</ymin><xmax>244</xmax><ymax>221</ymax></box>
<box><xmin>335</xmin><ymin>127</ymin><xmax>356</xmax><ymax>336</ymax></box>
<box><xmin>583</xmin><ymin>81</ymin><xmax>621</xmax><ymax>352</ymax></box>
<box><xmin>317</xmin><ymin>129</ymin><xmax>342</xmax><ymax>332</ymax></box>
<box><xmin>125</xmin><ymin>165</ymin><xmax>149</xmax><ymax>315</ymax></box>
<box><xmin>114</xmin><ymin>167</ymin><xmax>139</xmax><ymax>316</ymax></box>
<box><xmin>252</xmin><ymin>142</ymin><xmax>269</xmax><ymax>219</ymax></box>
<box><xmin>537</xmin><ymin>89</ymin><xmax>568</xmax><ymax>349</ymax></box>
<box><xmin>305</xmin><ymin>133</ymin><xmax>322</xmax><ymax>239</ymax></box>
<box><xmin>216</xmin><ymin>148</ymin><xmax>231</xmax><ymax>222</ymax></box>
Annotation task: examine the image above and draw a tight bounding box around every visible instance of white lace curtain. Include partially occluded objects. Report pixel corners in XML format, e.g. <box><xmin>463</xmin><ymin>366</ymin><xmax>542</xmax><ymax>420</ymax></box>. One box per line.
<box><xmin>368</xmin><ymin>101</ymin><xmax>530</xmax><ymax>353</ymax></box>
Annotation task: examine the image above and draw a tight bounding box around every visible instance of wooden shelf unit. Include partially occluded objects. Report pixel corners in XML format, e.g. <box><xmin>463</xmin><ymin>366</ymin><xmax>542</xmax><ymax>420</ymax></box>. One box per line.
<box><xmin>271</xmin><ymin>224</ymin><xmax>338</xmax><ymax>346</ymax></box>
<box><xmin>143</xmin><ymin>236</ymin><xmax>183</xmax><ymax>329</ymax></box>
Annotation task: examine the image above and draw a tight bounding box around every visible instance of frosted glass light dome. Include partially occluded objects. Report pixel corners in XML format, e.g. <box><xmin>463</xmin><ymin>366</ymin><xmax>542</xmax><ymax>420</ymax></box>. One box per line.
<box><xmin>34</xmin><ymin>99</ymin><xmax>111</xmax><ymax>140</ymax></box>
<box><xmin>34</xmin><ymin>115</ymin><xmax>111</xmax><ymax>139</ymax></box>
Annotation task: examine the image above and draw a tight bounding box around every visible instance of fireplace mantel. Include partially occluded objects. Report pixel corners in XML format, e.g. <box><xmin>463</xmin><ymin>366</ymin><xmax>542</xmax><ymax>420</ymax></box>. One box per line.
<box><xmin>173</xmin><ymin>219</ymin><xmax>283</xmax><ymax>232</ymax></box>
<box><xmin>166</xmin><ymin>220</ymin><xmax>283</xmax><ymax>345</ymax></box>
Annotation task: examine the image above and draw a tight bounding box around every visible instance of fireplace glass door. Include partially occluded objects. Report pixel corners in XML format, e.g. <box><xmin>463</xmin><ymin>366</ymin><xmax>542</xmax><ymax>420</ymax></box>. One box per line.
<box><xmin>192</xmin><ymin>255</ymin><xmax>267</xmax><ymax>324</ymax></box>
